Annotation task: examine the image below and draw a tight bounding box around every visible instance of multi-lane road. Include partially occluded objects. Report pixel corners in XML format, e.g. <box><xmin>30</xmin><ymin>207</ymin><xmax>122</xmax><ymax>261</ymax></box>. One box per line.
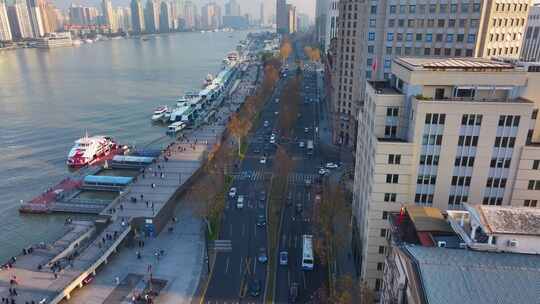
<box><xmin>204</xmin><ymin>39</ymin><xmax>336</xmax><ymax>304</ymax></box>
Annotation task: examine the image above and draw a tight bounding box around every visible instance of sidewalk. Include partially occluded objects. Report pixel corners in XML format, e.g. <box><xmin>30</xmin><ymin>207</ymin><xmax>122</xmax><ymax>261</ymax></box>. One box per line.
<box><xmin>62</xmin><ymin>207</ymin><xmax>204</xmax><ymax>304</ymax></box>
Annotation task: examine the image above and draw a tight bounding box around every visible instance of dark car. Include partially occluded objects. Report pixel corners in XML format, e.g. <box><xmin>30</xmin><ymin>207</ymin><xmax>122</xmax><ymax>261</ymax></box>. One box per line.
<box><xmin>289</xmin><ymin>282</ymin><xmax>299</xmax><ymax>303</ymax></box>
<box><xmin>295</xmin><ymin>203</ymin><xmax>303</xmax><ymax>214</ymax></box>
<box><xmin>249</xmin><ymin>279</ymin><xmax>262</xmax><ymax>297</ymax></box>
<box><xmin>253</xmin><ymin>147</ymin><xmax>261</xmax><ymax>154</ymax></box>
<box><xmin>259</xmin><ymin>191</ymin><xmax>266</xmax><ymax>202</ymax></box>
<box><xmin>257</xmin><ymin>214</ymin><xmax>266</xmax><ymax>227</ymax></box>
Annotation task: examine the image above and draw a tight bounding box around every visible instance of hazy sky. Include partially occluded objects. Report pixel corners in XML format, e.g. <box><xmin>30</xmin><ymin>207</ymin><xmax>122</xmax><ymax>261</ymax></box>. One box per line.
<box><xmin>53</xmin><ymin>0</ymin><xmax>315</xmax><ymax>20</ymax></box>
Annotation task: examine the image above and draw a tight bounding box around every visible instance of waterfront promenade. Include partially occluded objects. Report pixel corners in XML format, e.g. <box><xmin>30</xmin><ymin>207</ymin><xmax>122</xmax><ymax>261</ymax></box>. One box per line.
<box><xmin>0</xmin><ymin>52</ymin><xmax>261</xmax><ymax>303</ymax></box>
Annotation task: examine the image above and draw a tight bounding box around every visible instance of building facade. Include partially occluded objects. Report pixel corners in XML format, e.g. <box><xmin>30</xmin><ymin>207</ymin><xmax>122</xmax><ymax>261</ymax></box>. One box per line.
<box><xmin>276</xmin><ymin>0</ymin><xmax>287</xmax><ymax>34</ymax></box>
<box><xmin>183</xmin><ymin>0</ymin><xmax>197</xmax><ymax>29</ymax></box>
<box><xmin>159</xmin><ymin>1</ymin><xmax>172</xmax><ymax>32</ymax></box>
<box><xmin>353</xmin><ymin>57</ymin><xmax>540</xmax><ymax>293</ymax></box>
<box><xmin>331</xmin><ymin>0</ymin><xmax>531</xmax><ymax>149</ymax></box>
<box><xmin>521</xmin><ymin>4</ymin><xmax>540</xmax><ymax>61</ymax></box>
<box><xmin>225</xmin><ymin>0</ymin><xmax>240</xmax><ymax>17</ymax></box>
<box><xmin>130</xmin><ymin>0</ymin><xmax>145</xmax><ymax>34</ymax></box>
<box><xmin>315</xmin><ymin>0</ymin><xmax>328</xmax><ymax>49</ymax></box>
<box><xmin>145</xmin><ymin>0</ymin><xmax>160</xmax><ymax>33</ymax></box>
<box><xmin>8</xmin><ymin>0</ymin><xmax>34</xmax><ymax>39</ymax></box>
<box><xmin>0</xmin><ymin>0</ymin><xmax>11</xmax><ymax>41</ymax></box>
<box><xmin>201</xmin><ymin>2</ymin><xmax>221</xmax><ymax>30</ymax></box>
<box><xmin>102</xmin><ymin>0</ymin><xmax>118</xmax><ymax>33</ymax></box>
<box><xmin>286</xmin><ymin>4</ymin><xmax>296</xmax><ymax>34</ymax></box>
<box><xmin>323</xmin><ymin>0</ymin><xmax>339</xmax><ymax>53</ymax></box>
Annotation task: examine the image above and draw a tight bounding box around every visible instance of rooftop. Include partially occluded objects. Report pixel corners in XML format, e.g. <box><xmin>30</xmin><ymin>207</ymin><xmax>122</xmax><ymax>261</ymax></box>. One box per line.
<box><xmin>407</xmin><ymin>205</ymin><xmax>454</xmax><ymax>233</ymax></box>
<box><xmin>368</xmin><ymin>80</ymin><xmax>401</xmax><ymax>95</ymax></box>
<box><xmin>395</xmin><ymin>57</ymin><xmax>517</xmax><ymax>71</ymax></box>
<box><xmin>404</xmin><ymin>245</ymin><xmax>540</xmax><ymax>304</ymax></box>
<box><xmin>470</xmin><ymin>204</ymin><xmax>540</xmax><ymax>236</ymax></box>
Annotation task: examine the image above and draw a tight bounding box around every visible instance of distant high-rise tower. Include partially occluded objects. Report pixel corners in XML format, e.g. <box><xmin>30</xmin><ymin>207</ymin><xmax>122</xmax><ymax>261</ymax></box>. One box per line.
<box><xmin>276</xmin><ymin>0</ymin><xmax>287</xmax><ymax>34</ymax></box>
<box><xmin>130</xmin><ymin>0</ymin><xmax>145</xmax><ymax>34</ymax></box>
<box><xmin>286</xmin><ymin>4</ymin><xmax>295</xmax><ymax>34</ymax></box>
<box><xmin>225</xmin><ymin>0</ymin><xmax>240</xmax><ymax>16</ymax></box>
<box><xmin>145</xmin><ymin>0</ymin><xmax>159</xmax><ymax>33</ymax></box>
<box><xmin>183</xmin><ymin>0</ymin><xmax>196</xmax><ymax>29</ymax></box>
<box><xmin>25</xmin><ymin>0</ymin><xmax>44</xmax><ymax>37</ymax></box>
<box><xmin>159</xmin><ymin>1</ymin><xmax>172</xmax><ymax>32</ymax></box>
<box><xmin>102</xmin><ymin>0</ymin><xmax>118</xmax><ymax>32</ymax></box>
<box><xmin>8</xmin><ymin>0</ymin><xmax>34</xmax><ymax>38</ymax></box>
<box><xmin>201</xmin><ymin>2</ymin><xmax>221</xmax><ymax>29</ymax></box>
<box><xmin>0</xmin><ymin>0</ymin><xmax>12</xmax><ymax>41</ymax></box>
<box><xmin>259</xmin><ymin>2</ymin><xmax>264</xmax><ymax>25</ymax></box>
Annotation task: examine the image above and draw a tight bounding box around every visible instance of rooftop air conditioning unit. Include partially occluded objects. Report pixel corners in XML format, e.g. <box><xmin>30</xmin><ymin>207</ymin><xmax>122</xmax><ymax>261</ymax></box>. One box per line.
<box><xmin>437</xmin><ymin>241</ymin><xmax>447</xmax><ymax>248</ymax></box>
<box><xmin>507</xmin><ymin>240</ymin><xmax>518</xmax><ymax>247</ymax></box>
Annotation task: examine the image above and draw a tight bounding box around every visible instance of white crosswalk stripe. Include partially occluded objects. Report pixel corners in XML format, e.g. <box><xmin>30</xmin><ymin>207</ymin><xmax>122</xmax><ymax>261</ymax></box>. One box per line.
<box><xmin>287</xmin><ymin>173</ymin><xmax>317</xmax><ymax>185</ymax></box>
<box><xmin>232</xmin><ymin>170</ymin><xmax>268</xmax><ymax>181</ymax></box>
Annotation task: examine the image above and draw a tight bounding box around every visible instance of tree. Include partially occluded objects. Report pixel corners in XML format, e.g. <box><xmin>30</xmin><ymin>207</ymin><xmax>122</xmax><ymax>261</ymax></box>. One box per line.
<box><xmin>280</xmin><ymin>39</ymin><xmax>293</xmax><ymax>62</ymax></box>
<box><xmin>304</xmin><ymin>46</ymin><xmax>322</xmax><ymax>62</ymax></box>
<box><xmin>228</xmin><ymin>112</ymin><xmax>251</xmax><ymax>156</ymax></box>
<box><xmin>277</xmin><ymin>77</ymin><xmax>301</xmax><ymax>139</ymax></box>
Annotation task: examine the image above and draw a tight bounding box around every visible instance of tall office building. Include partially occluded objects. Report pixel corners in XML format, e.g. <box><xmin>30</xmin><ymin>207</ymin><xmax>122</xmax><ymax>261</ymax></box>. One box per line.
<box><xmin>145</xmin><ymin>0</ymin><xmax>160</xmax><ymax>33</ymax></box>
<box><xmin>102</xmin><ymin>0</ymin><xmax>118</xmax><ymax>33</ymax></box>
<box><xmin>331</xmin><ymin>0</ymin><xmax>531</xmax><ymax>149</ymax></box>
<box><xmin>286</xmin><ymin>4</ymin><xmax>296</xmax><ymax>34</ymax></box>
<box><xmin>276</xmin><ymin>0</ymin><xmax>287</xmax><ymax>34</ymax></box>
<box><xmin>352</xmin><ymin>57</ymin><xmax>540</xmax><ymax>294</ymax></box>
<box><xmin>116</xmin><ymin>7</ymin><xmax>131</xmax><ymax>32</ymax></box>
<box><xmin>225</xmin><ymin>0</ymin><xmax>240</xmax><ymax>16</ymax></box>
<box><xmin>324</xmin><ymin>0</ymin><xmax>339</xmax><ymax>53</ymax></box>
<box><xmin>315</xmin><ymin>0</ymin><xmax>328</xmax><ymax>50</ymax></box>
<box><xmin>159</xmin><ymin>0</ymin><xmax>172</xmax><ymax>32</ymax></box>
<box><xmin>201</xmin><ymin>2</ymin><xmax>221</xmax><ymax>30</ymax></box>
<box><xmin>259</xmin><ymin>1</ymin><xmax>264</xmax><ymax>25</ymax></box>
<box><xmin>84</xmin><ymin>7</ymin><xmax>99</xmax><ymax>24</ymax></box>
<box><xmin>130</xmin><ymin>0</ymin><xmax>145</xmax><ymax>34</ymax></box>
<box><xmin>521</xmin><ymin>4</ymin><xmax>540</xmax><ymax>61</ymax></box>
<box><xmin>297</xmin><ymin>13</ymin><xmax>309</xmax><ymax>32</ymax></box>
<box><xmin>8</xmin><ymin>0</ymin><xmax>34</xmax><ymax>39</ymax></box>
<box><xmin>183</xmin><ymin>0</ymin><xmax>196</xmax><ymax>29</ymax></box>
<box><xmin>0</xmin><ymin>0</ymin><xmax>12</xmax><ymax>41</ymax></box>
<box><xmin>25</xmin><ymin>0</ymin><xmax>43</xmax><ymax>37</ymax></box>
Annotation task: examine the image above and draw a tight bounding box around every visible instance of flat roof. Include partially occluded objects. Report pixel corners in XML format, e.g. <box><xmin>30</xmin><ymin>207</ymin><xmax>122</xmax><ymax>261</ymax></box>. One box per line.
<box><xmin>405</xmin><ymin>245</ymin><xmax>540</xmax><ymax>304</ymax></box>
<box><xmin>395</xmin><ymin>57</ymin><xmax>516</xmax><ymax>71</ymax></box>
<box><xmin>471</xmin><ymin>204</ymin><xmax>540</xmax><ymax>236</ymax></box>
<box><xmin>406</xmin><ymin>205</ymin><xmax>454</xmax><ymax>233</ymax></box>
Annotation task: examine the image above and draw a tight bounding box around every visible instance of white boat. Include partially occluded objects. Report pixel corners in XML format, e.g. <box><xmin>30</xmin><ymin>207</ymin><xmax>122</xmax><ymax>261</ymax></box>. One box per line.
<box><xmin>151</xmin><ymin>105</ymin><xmax>169</xmax><ymax>121</ymax></box>
<box><xmin>167</xmin><ymin>122</ymin><xmax>186</xmax><ymax>135</ymax></box>
<box><xmin>67</xmin><ymin>134</ymin><xmax>117</xmax><ymax>167</ymax></box>
<box><xmin>161</xmin><ymin>110</ymin><xmax>171</xmax><ymax>122</ymax></box>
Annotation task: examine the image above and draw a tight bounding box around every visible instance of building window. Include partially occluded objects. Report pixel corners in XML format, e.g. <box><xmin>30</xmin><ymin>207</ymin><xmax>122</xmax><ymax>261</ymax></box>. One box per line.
<box><xmin>380</xmin><ymin>229</ymin><xmax>387</xmax><ymax>237</ymax></box>
<box><xmin>387</xmin><ymin>33</ymin><xmax>394</xmax><ymax>41</ymax></box>
<box><xmin>388</xmin><ymin>154</ymin><xmax>401</xmax><ymax>164</ymax></box>
<box><xmin>524</xmin><ymin>200</ymin><xmax>538</xmax><ymax>207</ymax></box>
<box><xmin>382</xmin><ymin>211</ymin><xmax>388</xmax><ymax>219</ymax></box>
<box><xmin>528</xmin><ymin>180</ymin><xmax>540</xmax><ymax>190</ymax></box>
<box><xmin>425</xmin><ymin>113</ymin><xmax>446</xmax><ymax>125</ymax></box>
<box><xmin>446</xmin><ymin>34</ymin><xmax>454</xmax><ymax>42</ymax></box>
<box><xmin>368</xmin><ymin>32</ymin><xmax>375</xmax><ymax>41</ymax></box>
<box><xmin>386</xmin><ymin>174</ymin><xmax>399</xmax><ymax>184</ymax></box>
<box><xmin>377</xmin><ymin>262</ymin><xmax>384</xmax><ymax>271</ymax></box>
<box><xmin>385</xmin><ymin>126</ymin><xmax>397</xmax><ymax>137</ymax></box>
<box><xmin>384</xmin><ymin>193</ymin><xmax>397</xmax><ymax>202</ymax></box>
<box><xmin>378</xmin><ymin>246</ymin><xmax>385</xmax><ymax>254</ymax></box>
<box><xmin>467</xmin><ymin>34</ymin><xmax>476</xmax><ymax>43</ymax></box>
<box><xmin>533</xmin><ymin>160</ymin><xmax>540</xmax><ymax>170</ymax></box>
<box><xmin>409</xmin><ymin>5</ymin><xmax>416</xmax><ymax>13</ymax></box>
<box><xmin>371</xmin><ymin>5</ymin><xmax>377</xmax><ymax>14</ymax></box>
<box><xmin>386</xmin><ymin>107</ymin><xmax>398</xmax><ymax>117</ymax></box>
<box><xmin>389</xmin><ymin>5</ymin><xmax>396</xmax><ymax>14</ymax></box>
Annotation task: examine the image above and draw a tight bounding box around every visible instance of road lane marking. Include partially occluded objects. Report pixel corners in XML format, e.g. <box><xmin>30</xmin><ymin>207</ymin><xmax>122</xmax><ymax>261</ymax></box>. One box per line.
<box><xmin>225</xmin><ymin>256</ymin><xmax>230</xmax><ymax>274</ymax></box>
<box><xmin>302</xmin><ymin>271</ymin><xmax>307</xmax><ymax>289</ymax></box>
<box><xmin>229</xmin><ymin>223</ymin><xmax>233</xmax><ymax>237</ymax></box>
<box><xmin>242</xmin><ymin>223</ymin><xmax>245</xmax><ymax>237</ymax></box>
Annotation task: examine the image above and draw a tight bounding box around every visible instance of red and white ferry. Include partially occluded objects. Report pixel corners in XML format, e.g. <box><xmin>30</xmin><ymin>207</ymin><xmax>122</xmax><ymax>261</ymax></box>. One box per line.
<box><xmin>67</xmin><ymin>134</ymin><xmax>118</xmax><ymax>167</ymax></box>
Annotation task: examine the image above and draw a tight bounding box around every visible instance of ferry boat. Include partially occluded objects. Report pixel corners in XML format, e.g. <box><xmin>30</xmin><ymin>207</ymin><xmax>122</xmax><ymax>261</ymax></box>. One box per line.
<box><xmin>167</xmin><ymin>122</ymin><xmax>187</xmax><ymax>135</ymax></box>
<box><xmin>151</xmin><ymin>105</ymin><xmax>169</xmax><ymax>122</ymax></box>
<box><xmin>67</xmin><ymin>134</ymin><xmax>117</xmax><ymax>167</ymax></box>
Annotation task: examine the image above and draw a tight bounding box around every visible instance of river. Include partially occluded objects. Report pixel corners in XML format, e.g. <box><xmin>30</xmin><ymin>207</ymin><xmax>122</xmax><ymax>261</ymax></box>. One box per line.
<box><xmin>0</xmin><ymin>30</ymin><xmax>254</xmax><ymax>261</ymax></box>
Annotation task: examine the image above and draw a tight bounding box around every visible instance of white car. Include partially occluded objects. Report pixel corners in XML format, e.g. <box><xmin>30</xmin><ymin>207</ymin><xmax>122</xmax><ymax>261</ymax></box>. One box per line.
<box><xmin>299</xmin><ymin>141</ymin><xmax>305</xmax><ymax>148</ymax></box>
<box><xmin>237</xmin><ymin>195</ymin><xmax>244</xmax><ymax>209</ymax></box>
<box><xmin>260</xmin><ymin>157</ymin><xmax>267</xmax><ymax>164</ymax></box>
<box><xmin>325</xmin><ymin>162</ymin><xmax>339</xmax><ymax>169</ymax></box>
<box><xmin>263</xmin><ymin>120</ymin><xmax>270</xmax><ymax>127</ymax></box>
<box><xmin>318</xmin><ymin>168</ymin><xmax>329</xmax><ymax>175</ymax></box>
<box><xmin>274</xmin><ymin>111</ymin><xmax>279</xmax><ymax>115</ymax></box>
<box><xmin>228</xmin><ymin>187</ymin><xmax>237</xmax><ymax>197</ymax></box>
<box><xmin>275</xmin><ymin>98</ymin><xmax>280</xmax><ymax>103</ymax></box>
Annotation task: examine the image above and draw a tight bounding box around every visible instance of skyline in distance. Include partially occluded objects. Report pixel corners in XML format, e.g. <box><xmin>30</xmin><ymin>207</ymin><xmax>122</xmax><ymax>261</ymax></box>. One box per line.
<box><xmin>52</xmin><ymin>0</ymin><xmax>315</xmax><ymax>21</ymax></box>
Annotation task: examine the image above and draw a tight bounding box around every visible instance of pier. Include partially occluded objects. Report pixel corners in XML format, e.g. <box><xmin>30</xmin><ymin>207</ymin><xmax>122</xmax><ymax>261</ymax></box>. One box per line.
<box><xmin>3</xmin><ymin>44</ymin><xmax>262</xmax><ymax>303</ymax></box>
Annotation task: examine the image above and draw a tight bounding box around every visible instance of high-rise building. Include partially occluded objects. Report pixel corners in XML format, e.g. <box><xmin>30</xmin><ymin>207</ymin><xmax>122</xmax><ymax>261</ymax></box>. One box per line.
<box><xmin>259</xmin><ymin>1</ymin><xmax>264</xmax><ymax>25</ymax></box>
<box><xmin>297</xmin><ymin>13</ymin><xmax>309</xmax><ymax>32</ymax></box>
<box><xmin>323</xmin><ymin>0</ymin><xmax>338</xmax><ymax>53</ymax></box>
<box><xmin>275</xmin><ymin>0</ymin><xmax>287</xmax><ymax>34</ymax></box>
<box><xmin>0</xmin><ymin>0</ymin><xmax>12</xmax><ymax>41</ymax></box>
<box><xmin>159</xmin><ymin>1</ymin><xmax>172</xmax><ymax>32</ymax></box>
<box><xmin>145</xmin><ymin>0</ymin><xmax>160</xmax><ymax>33</ymax></box>
<box><xmin>183</xmin><ymin>0</ymin><xmax>196</xmax><ymax>29</ymax></box>
<box><xmin>286</xmin><ymin>4</ymin><xmax>295</xmax><ymax>34</ymax></box>
<box><xmin>225</xmin><ymin>0</ymin><xmax>240</xmax><ymax>17</ymax></box>
<box><xmin>8</xmin><ymin>0</ymin><xmax>34</xmax><ymax>39</ymax></box>
<box><xmin>102</xmin><ymin>0</ymin><xmax>118</xmax><ymax>33</ymax></box>
<box><xmin>130</xmin><ymin>0</ymin><xmax>145</xmax><ymax>34</ymax></box>
<box><xmin>116</xmin><ymin>7</ymin><xmax>131</xmax><ymax>32</ymax></box>
<box><xmin>521</xmin><ymin>4</ymin><xmax>540</xmax><ymax>62</ymax></box>
<box><xmin>315</xmin><ymin>0</ymin><xmax>328</xmax><ymax>49</ymax></box>
<box><xmin>352</xmin><ymin>57</ymin><xmax>540</xmax><ymax>294</ymax></box>
<box><xmin>25</xmin><ymin>0</ymin><xmax>43</xmax><ymax>37</ymax></box>
<box><xmin>201</xmin><ymin>2</ymin><xmax>221</xmax><ymax>30</ymax></box>
<box><xmin>84</xmin><ymin>7</ymin><xmax>99</xmax><ymax>24</ymax></box>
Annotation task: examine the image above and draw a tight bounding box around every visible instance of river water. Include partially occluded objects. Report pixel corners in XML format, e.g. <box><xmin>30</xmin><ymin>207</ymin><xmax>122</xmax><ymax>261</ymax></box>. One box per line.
<box><xmin>0</xmin><ymin>30</ymin><xmax>253</xmax><ymax>261</ymax></box>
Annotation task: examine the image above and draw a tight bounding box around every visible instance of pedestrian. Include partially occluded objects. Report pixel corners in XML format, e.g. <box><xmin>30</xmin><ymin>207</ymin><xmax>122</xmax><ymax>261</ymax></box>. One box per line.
<box><xmin>145</xmin><ymin>201</ymin><xmax>149</xmax><ymax>208</ymax></box>
<box><xmin>115</xmin><ymin>277</ymin><xmax>120</xmax><ymax>285</ymax></box>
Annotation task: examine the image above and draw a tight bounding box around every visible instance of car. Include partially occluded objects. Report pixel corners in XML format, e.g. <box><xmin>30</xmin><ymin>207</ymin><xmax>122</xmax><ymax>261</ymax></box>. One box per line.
<box><xmin>304</xmin><ymin>127</ymin><xmax>309</xmax><ymax>133</ymax></box>
<box><xmin>259</xmin><ymin>191</ymin><xmax>266</xmax><ymax>202</ymax></box>
<box><xmin>279</xmin><ymin>251</ymin><xmax>288</xmax><ymax>266</ymax></box>
<box><xmin>305</xmin><ymin>179</ymin><xmax>312</xmax><ymax>187</ymax></box>
<box><xmin>228</xmin><ymin>187</ymin><xmax>237</xmax><ymax>197</ymax></box>
<box><xmin>289</xmin><ymin>283</ymin><xmax>299</xmax><ymax>303</ymax></box>
<box><xmin>258</xmin><ymin>248</ymin><xmax>268</xmax><ymax>263</ymax></box>
<box><xmin>298</xmin><ymin>141</ymin><xmax>305</xmax><ymax>148</ymax></box>
<box><xmin>318</xmin><ymin>168</ymin><xmax>329</xmax><ymax>175</ymax></box>
<box><xmin>257</xmin><ymin>214</ymin><xmax>266</xmax><ymax>227</ymax></box>
<box><xmin>253</xmin><ymin>147</ymin><xmax>261</xmax><ymax>154</ymax></box>
<box><xmin>275</xmin><ymin>98</ymin><xmax>280</xmax><ymax>103</ymax></box>
<box><xmin>263</xmin><ymin>120</ymin><xmax>270</xmax><ymax>127</ymax></box>
<box><xmin>325</xmin><ymin>162</ymin><xmax>339</xmax><ymax>169</ymax></box>
<box><xmin>274</xmin><ymin>111</ymin><xmax>279</xmax><ymax>115</ymax></box>
<box><xmin>82</xmin><ymin>274</ymin><xmax>94</xmax><ymax>285</ymax></box>
<box><xmin>260</xmin><ymin>157</ymin><xmax>267</xmax><ymax>164</ymax></box>
<box><xmin>270</xmin><ymin>138</ymin><xmax>276</xmax><ymax>144</ymax></box>
<box><xmin>249</xmin><ymin>279</ymin><xmax>262</xmax><ymax>297</ymax></box>
<box><xmin>237</xmin><ymin>195</ymin><xmax>244</xmax><ymax>209</ymax></box>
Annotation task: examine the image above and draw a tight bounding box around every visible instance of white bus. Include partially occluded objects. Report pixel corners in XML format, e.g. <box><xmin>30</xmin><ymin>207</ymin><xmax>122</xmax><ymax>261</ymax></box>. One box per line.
<box><xmin>301</xmin><ymin>235</ymin><xmax>314</xmax><ymax>270</ymax></box>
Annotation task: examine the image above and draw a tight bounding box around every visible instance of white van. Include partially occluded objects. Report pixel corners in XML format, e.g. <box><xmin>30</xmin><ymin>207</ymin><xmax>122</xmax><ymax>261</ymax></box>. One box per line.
<box><xmin>237</xmin><ymin>195</ymin><xmax>245</xmax><ymax>209</ymax></box>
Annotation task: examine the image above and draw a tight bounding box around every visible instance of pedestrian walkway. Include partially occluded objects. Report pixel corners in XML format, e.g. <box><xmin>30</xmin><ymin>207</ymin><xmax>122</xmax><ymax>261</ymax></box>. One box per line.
<box><xmin>232</xmin><ymin>170</ymin><xmax>270</xmax><ymax>182</ymax></box>
<box><xmin>287</xmin><ymin>173</ymin><xmax>317</xmax><ymax>185</ymax></box>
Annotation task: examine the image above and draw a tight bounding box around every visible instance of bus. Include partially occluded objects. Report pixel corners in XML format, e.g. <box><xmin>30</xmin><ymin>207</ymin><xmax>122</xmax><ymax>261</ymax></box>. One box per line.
<box><xmin>301</xmin><ymin>235</ymin><xmax>314</xmax><ymax>270</ymax></box>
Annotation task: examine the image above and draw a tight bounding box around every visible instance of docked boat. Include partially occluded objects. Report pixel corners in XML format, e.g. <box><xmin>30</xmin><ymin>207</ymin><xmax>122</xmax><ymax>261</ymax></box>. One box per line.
<box><xmin>67</xmin><ymin>134</ymin><xmax>117</xmax><ymax>167</ymax></box>
<box><xmin>151</xmin><ymin>105</ymin><xmax>169</xmax><ymax>121</ymax></box>
<box><xmin>167</xmin><ymin>122</ymin><xmax>187</xmax><ymax>135</ymax></box>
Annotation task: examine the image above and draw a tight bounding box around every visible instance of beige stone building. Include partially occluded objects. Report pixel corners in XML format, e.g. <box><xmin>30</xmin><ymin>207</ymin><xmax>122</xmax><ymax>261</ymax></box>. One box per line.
<box><xmin>352</xmin><ymin>57</ymin><xmax>540</xmax><ymax>294</ymax></box>
<box><xmin>331</xmin><ymin>0</ymin><xmax>531</xmax><ymax>149</ymax></box>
